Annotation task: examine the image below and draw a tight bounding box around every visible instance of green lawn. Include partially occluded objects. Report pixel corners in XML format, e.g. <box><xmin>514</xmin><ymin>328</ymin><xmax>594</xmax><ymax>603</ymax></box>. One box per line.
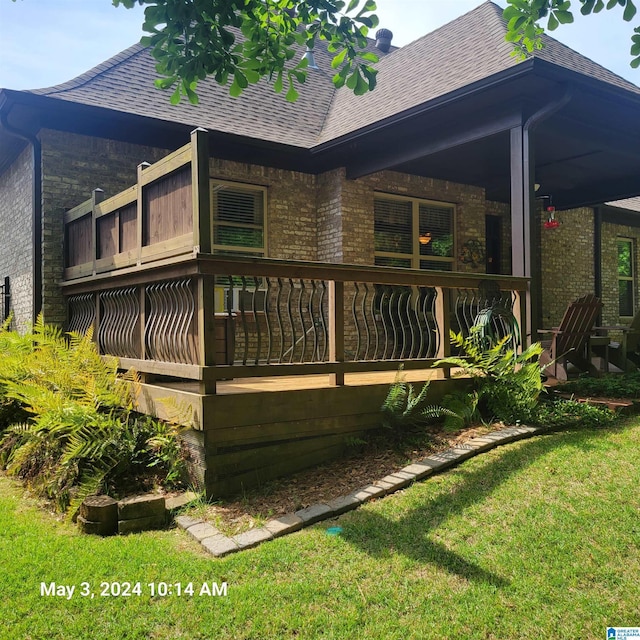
<box><xmin>2</xmin><ymin>420</ymin><xmax>639</xmax><ymax>640</ymax></box>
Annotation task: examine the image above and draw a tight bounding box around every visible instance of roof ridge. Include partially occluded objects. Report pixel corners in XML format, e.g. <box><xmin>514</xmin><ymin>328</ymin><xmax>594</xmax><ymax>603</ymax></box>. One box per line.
<box><xmin>28</xmin><ymin>43</ymin><xmax>147</xmax><ymax>96</ymax></box>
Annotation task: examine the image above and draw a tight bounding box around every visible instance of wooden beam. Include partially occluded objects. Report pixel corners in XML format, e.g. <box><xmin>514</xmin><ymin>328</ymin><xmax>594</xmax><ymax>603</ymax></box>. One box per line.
<box><xmin>198</xmin><ymin>275</ymin><xmax>217</xmax><ymax>394</ymax></box>
<box><xmin>347</xmin><ymin>110</ymin><xmax>523</xmax><ymax>179</ymax></box>
<box><xmin>94</xmin><ymin>186</ymin><xmax>137</xmax><ymax>218</ymax></box>
<box><xmin>137</xmin><ymin>144</ymin><xmax>192</xmax><ymax>186</ymax></box>
<box><xmin>90</xmin><ymin>189</ymin><xmax>104</xmax><ymax>276</ymax></box>
<box><xmin>136</xmin><ymin>161</ymin><xmax>151</xmax><ymax>265</ymax></box>
<box><xmin>510</xmin><ymin>125</ymin><xmax>538</xmax><ymax>340</ymax></box>
<box><xmin>434</xmin><ymin>286</ymin><xmax>451</xmax><ymax>361</ymax></box>
<box><xmin>191</xmin><ymin>128</ymin><xmax>212</xmax><ymax>253</ymax></box>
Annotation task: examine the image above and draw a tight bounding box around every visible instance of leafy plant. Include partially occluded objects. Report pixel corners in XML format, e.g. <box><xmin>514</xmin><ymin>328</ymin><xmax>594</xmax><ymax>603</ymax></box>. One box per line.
<box><xmin>0</xmin><ymin>318</ymin><xmax>188</xmax><ymax>515</ymax></box>
<box><xmin>532</xmin><ymin>398</ymin><xmax>615</xmax><ymax>430</ymax></box>
<box><xmin>381</xmin><ymin>367</ymin><xmax>455</xmax><ymax>432</ymax></box>
<box><xmin>439</xmin><ymin>390</ymin><xmax>482</xmax><ymax>431</ymax></box>
<box><xmin>558</xmin><ymin>371</ymin><xmax>640</xmax><ymax>399</ymax></box>
<box><xmin>436</xmin><ymin>330</ymin><xmax>544</xmax><ymax>424</ymax></box>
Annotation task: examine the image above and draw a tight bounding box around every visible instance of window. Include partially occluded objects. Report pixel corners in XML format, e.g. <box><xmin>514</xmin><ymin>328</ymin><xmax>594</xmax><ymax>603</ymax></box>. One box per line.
<box><xmin>618</xmin><ymin>238</ymin><xmax>635</xmax><ymax>317</ymax></box>
<box><xmin>211</xmin><ymin>181</ymin><xmax>266</xmax><ymax>256</ymax></box>
<box><xmin>374</xmin><ymin>195</ymin><xmax>455</xmax><ymax>270</ymax></box>
<box><xmin>211</xmin><ymin>181</ymin><xmax>267</xmax><ymax>313</ymax></box>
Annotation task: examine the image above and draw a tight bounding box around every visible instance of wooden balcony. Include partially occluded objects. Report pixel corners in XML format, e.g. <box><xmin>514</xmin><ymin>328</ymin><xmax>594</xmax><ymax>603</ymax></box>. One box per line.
<box><xmin>60</xmin><ymin>131</ymin><xmax>529</xmax><ymax>496</ymax></box>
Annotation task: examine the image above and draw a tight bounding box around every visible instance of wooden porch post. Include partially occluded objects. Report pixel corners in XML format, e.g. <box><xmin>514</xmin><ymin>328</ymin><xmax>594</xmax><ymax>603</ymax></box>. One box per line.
<box><xmin>434</xmin><ymin>284</ymin><xmax>451</xmax><ymax>351</ymax></box>
<box><xmin>329</xmin><ymin>280</ymin><xmax>345</xmax><ymax>386</ymax></box>
<box><xmin>510</xmin><ymin>125</ymin><xmax>537</xmax><ymax>343</ymax></box>
<box><xmin>91</xmin><ymin>189</ymin><xmax>104</xmax><ymax>347</ymax></box>
<box><xmin>191</xmin><ymin>127</ymin><xmax>211</xmax><ymax>254</ymax></box>
<box><xmin>190</xmin><ymin>128</ymin><xmax>216</xmax><ymax>394</ymax></box>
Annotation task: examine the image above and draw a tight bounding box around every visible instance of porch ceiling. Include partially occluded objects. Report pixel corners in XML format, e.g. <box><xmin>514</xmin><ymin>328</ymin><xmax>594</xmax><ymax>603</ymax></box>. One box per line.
<box><xmin>335</xmin><ymin>64</ymin><xmax>640</xmax><ymax>211</ymax></box>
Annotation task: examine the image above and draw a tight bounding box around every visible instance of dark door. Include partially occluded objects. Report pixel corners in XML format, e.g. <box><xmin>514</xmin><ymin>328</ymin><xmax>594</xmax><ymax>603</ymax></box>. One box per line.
<box><xmin>485</xmin><ymin>215</ymin><xmax>501</xmax><ymax>274</ymax></box>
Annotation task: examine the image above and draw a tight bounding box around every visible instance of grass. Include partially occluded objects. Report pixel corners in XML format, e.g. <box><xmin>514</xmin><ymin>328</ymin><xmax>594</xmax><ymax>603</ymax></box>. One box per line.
<box><xmin>1</xmin><ymin>420</ymin><xmax>639</xmax><ymax>639</ymax></box>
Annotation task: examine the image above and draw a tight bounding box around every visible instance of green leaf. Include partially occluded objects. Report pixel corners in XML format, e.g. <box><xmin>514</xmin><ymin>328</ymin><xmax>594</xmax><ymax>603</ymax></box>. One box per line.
<box><xmin>555</xmin><ymin>10</ymin><xmax>574</xmax><ymax>23</ymax></box>
<box><xmin>169</xmin><ymin>86</ymin><xmax>181</xmax><ymax>105</ymax></box>
<box><xmin>273</xmin><ymin>72</ymin><xmax>284</xmax><ymax>93</ymax></box>
<box><xmin>547</xmin><ymin>12</ymin><xmax>559</xmax><ymax>29</ymax></box>
<box><xmin>631</xmin><ymin>55</ymin><xmax>640</xmax><ymax>67</ymax></box>
<box><xmin>285</xmin><ymin>83</ymin><xmax>299</xmax><ymax>102</ymax></box>
<box><xmin>331</xmin><ymin>48</ymin><xmax>348</xmax><ymax>68</ymax></box>
<box><xmin>360</xmin><ymin>51</ymin><xmax>379</xmax><ymax>63</ymax></box>
<box><xmin>623</xmin><ymin>0</ymin><xmax>637</xmax><ymax>20</ymax></box>
<box><xmin>229</xmin><ymin>79</ymin><xmax>243</xmax><ymax>97</ymax></box>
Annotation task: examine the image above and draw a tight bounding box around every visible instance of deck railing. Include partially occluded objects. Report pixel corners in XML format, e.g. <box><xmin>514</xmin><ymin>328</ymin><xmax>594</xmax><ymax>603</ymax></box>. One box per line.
<box><xmin>61</xmin><ymin>253</ymin><xmax>528</xmax><ymax>393</ymax></box>
<box><xmin>60</xmin><ymin>129</ymin><xmax>528</xmax><ymax>392</ymax></box>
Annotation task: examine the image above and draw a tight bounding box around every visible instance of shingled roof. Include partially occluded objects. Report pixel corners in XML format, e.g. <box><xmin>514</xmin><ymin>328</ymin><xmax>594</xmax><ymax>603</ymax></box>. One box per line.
<box><xmin>319</xmin><ymin>1</ymin><xmax>640</xmax><ymax>143</ymax></box>
<box><xmin>19</xmin><ymin>1</ymin><xmax>640</xmax><ymax>149</ymax></box>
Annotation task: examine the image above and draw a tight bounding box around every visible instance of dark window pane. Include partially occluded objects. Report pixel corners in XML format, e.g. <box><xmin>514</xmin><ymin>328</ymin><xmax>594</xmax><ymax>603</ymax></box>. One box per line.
<box><xmin>374</xmin><ymin>199</ymin><xmax>412</xmax><ymax>255</ymax></box>
<box><xmin>419</xmin><ymin>204</ymin><xmax>453</xmax><ymax>257</ymax></box>
<box><xmin>420</xmin><ymin>260</ymin><xmax>453</xmax><ymax>271</ymax></box>
<box><xmin>214</xmin><ymin>226</ymin><xmax>263</xmax><ymax>248</ymax></box>
<box><xmin>619</xmin><ymin>280</ymin><xmax>634</xmax><ymax>317</ymax></box>
<box><xmin>375</xmin><ymin>256</ymin><xmax>412</xmax><ymax>268</ymax></box>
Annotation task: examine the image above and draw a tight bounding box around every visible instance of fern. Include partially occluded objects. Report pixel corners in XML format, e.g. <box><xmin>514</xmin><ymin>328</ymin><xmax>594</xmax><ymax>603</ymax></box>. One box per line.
<box><xmin>435</xmin><ymin>329</ymin><xmax>544</xmax><ymax>424</ymax></box>
<box><xmin>381</xmin><ymin>366</ymin><xmax>455</xmax><ymax>431</ymax></box>
<box><xmin>0</xmin><ymin>319</ymin><xmax>189</xmax><ymax>516</ymax></box>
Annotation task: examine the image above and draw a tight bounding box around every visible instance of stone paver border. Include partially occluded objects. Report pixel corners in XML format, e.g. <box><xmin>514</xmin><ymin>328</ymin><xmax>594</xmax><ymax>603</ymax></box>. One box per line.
<box><xmin>175</xmin><ymin>424</ymin><xmax>546</xmax><ymax>557</ymax></box>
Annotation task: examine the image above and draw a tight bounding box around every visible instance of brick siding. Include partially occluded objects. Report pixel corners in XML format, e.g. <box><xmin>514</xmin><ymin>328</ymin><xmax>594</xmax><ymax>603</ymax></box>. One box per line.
<box><xmin>539</xmin><ymin>207</ymin><xmax>595</xmax><ymax>328</ymax></box>
<box><xmin>39</xmin><ymin>129</ymin><xmax>169</xmax><ymax>326</ymax></box>
<box><xmin>0</xmin><ymin>146</ymin><xmax>33</xmax><ymax>331</ymax></box>
<box><xmin>601</xmin><ymin>220</ymin><xmax>640</xmax><ymax>327</ymax></box>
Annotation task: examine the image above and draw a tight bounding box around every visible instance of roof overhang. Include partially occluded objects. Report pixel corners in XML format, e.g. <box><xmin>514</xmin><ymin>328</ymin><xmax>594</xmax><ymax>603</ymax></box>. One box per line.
<box><xmin>314</xmin><ymin>58</ymin><xmax>640</xmax><ymax>209</ymax></box>
<box><xmin>2</xmin><ymin>57</ymin><xmax>640</xmax><ymax>210</ymax></box>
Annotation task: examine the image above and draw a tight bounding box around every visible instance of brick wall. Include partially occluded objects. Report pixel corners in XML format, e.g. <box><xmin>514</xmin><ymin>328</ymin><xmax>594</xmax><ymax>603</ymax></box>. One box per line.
<box><xmin>540</xmin><ymin>207</ymin><xmax>595</xmax><ymax>328</ymax></box>
<box><xmin>39</xmin><ymin>129</ymin><xmax>169</xmax><ymax>326</ymax></box>
<box><xmin>209</xmin><ymin>158</ymin><xmax>318</xmax><ymax>261</ymax></box>
<box><xmin>601</xmin><ymin>220</ymin><xmax>640</xmax><ymax>327</ymax></box>
<box><xmin>360</xmin><ymin>170</ymin><xmax>488</xmax><ymax>273</ymax></box>
<box><xmin>0</xmin><ymin>146</ymin><xmax>33</xmax><ymax>331</ymax></box>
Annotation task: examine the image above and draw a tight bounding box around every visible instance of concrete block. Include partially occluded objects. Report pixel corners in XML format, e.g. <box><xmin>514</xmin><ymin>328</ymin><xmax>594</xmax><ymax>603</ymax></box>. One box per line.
<box><xmin>295</xmin><ymin>503</ymin><xmax>332</xmax><ymax>525</ymax></box>
<box><xmin>201</xmin><ymin>534</ymin><xmax>239</xmax><ymax>558</ymax></box>
<box><xmin>118</xmin><ymin>514</ymin><xmax>166</xmax><ymax>535</ymax></box>
<box><xmin>232</xmin><ymin>528</ymin><xmax>273</xmax><ymax>550</ymax></box>
<box><xmin>118</xmin><ymin>494</ymin><xmax>165</xmax><ymax>520</ymax></box>
<box><xmin>185</xmin><ymin>522</ymin><xmax>220</xmax><ymax>542</ymax></box>
<box><xmin>326</xmin><ymin>494</ymin><xmax>361</xmax><ymax>515</ymax></box>
<box><xmin>263</xmin><ymin>513</ymin><xmax>304</xmax><ymax>538</ymax></box>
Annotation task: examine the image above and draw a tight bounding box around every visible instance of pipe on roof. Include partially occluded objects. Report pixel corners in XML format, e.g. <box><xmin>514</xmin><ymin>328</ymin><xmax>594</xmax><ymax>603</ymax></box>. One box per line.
<box><xmin>0</xmin><ymin>97</ymin><xmax>43</xmax><ymax>323</ymax></box>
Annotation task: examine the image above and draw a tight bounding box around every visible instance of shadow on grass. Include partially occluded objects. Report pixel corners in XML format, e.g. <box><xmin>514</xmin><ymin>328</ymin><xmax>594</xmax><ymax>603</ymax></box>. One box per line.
<box><xmin>339</xmin><ymin>426</ymin><xmax>622</xmax><ymax>588</ymax></box>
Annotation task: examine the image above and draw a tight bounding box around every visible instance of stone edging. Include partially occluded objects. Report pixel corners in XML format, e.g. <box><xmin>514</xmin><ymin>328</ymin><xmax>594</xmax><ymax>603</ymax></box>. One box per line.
<box><xmin>175</xmin><ymin>425</ymin><xmax>546</xmax><ymax>558</ymax></box>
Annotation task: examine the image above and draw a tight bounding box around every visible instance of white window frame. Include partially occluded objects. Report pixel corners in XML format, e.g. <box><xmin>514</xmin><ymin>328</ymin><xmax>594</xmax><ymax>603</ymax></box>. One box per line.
<box><xmin>211</xmin><ymin>179</ymin><xmax>268</xmax><ymax>313</ymax></box>
<box><xmin>211</xmin><ymin>179</ymin><xmax>268</xmax><ymax>256</ymax></box>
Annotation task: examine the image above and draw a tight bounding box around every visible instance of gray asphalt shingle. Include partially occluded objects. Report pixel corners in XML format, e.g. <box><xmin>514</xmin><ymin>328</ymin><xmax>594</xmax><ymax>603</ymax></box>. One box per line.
<box><xmin>21</xmin><ymin>2</ymin><xmax>640</xmax><ymax>149</ymax></box>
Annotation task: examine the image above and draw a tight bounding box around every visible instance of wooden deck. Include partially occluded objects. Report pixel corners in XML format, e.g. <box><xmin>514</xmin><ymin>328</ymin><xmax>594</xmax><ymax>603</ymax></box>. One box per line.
<box><xmin>150</xmin><ymin>367</ymin><xmax>455</xmax><ymax>395</ymax></box>
<box><xmin>133</xmin><ymin>368</ymin><xmax>468</xmax><ymax>498</ymax></box>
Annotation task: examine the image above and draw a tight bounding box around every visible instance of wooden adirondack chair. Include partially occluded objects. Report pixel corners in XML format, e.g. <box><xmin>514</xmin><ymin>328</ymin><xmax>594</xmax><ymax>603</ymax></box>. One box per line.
<box><xmin>596</xmin><ymin>309</ymin><xmax>640</xmax><ymax>372</ymax></box>
<box><xmin>538</xmin><ymin>294</ymin><xmax>603</xmax><ymax>381</ymax></box>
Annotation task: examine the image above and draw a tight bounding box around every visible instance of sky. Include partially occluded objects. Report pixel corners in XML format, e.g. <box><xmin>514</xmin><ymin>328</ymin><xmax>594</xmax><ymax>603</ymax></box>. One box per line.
<box><xmin>0</xmin><ymin>0</ymin><xmax>638</xmax><ymax>91</ymax></box>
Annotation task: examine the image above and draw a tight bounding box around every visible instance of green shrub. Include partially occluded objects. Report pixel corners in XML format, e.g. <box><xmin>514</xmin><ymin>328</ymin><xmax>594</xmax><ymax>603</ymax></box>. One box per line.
<box><xmin>436</xmin><ymin>330</ymin><xmax>544</xmax><ymax>425</ymax></box>
<box><xmin>559</xmin><ymin>372</ymin><xmax>640</xmax><ymax>399</ymax></box>
<box><xmin>532</xmin><ymin>399</ymin><xmax>616</xmax><ymax>430</ymax></box>
<box><xmin>0</xmin><ymin>318</ymin><xmax>187</xmax><ymax>515</ymax></box>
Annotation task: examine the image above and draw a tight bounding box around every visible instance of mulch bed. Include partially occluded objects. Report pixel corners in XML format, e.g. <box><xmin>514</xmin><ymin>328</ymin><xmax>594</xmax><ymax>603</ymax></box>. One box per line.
<box><xmin>196</xmin><ymin>424</ymin><xmax>495</xmax><ymax>536</ymax></box>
